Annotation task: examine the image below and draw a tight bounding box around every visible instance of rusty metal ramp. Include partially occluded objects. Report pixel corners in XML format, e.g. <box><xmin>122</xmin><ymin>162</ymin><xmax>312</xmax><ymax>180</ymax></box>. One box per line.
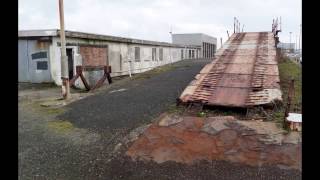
<box><xmin>179</xmin><ymin>32</ymin><xmax>282</xmax><ymax>107</ymax></box>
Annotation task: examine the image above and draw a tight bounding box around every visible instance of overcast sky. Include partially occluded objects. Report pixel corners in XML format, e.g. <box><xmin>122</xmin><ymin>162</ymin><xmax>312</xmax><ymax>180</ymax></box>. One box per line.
<box><xmin>19</xmin><ymin>0</ymin><xmax>301</xmax><ymax>48</ymax></box>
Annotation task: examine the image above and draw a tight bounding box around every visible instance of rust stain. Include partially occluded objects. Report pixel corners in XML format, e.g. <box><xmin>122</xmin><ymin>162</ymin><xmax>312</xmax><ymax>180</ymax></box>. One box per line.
<box><xmin>126</xmin><ymin>116</ymin><xmax>301</xmax><ymax>170</ymax></box>
<box><xmin>179</xmin><ymin>32</ymin><xmax>281</xmax><ymax>107</ymax></box>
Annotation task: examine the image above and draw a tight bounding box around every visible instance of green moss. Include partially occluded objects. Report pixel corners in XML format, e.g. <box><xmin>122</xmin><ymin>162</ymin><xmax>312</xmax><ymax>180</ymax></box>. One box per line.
<box><xmin>197</xmin><ymin>111</ymin><xmax>206</xmax><ymax>117</ymax></box>
<box><xmin>47</xmin><ymin>120</ymin><xmax>74</xmax><ymax>133</ymax></box>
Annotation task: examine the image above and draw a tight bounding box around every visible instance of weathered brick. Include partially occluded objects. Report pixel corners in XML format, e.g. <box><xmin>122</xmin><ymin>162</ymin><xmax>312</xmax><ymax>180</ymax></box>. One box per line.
<box><xmin>80</xmin><ymin>46</ymin><xmax>108</xmax><ymax>66</ymax></box>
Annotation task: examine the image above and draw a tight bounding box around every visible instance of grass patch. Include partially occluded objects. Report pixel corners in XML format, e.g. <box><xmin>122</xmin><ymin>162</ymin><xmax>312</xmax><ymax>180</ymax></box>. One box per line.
<box><xmin>132</xmin><ymin>64</ymin><xmax>177</xmax><ymax>80</ymax></box>
<box><xmin>166</xmin><ymin>104</ymin><xmax>186</xmax><ymax>114</ymax></box>
<box><xmin>267</xmin><ymin>55</ymin><xmax>302</xmax><ymax>130</ymax></box>
<box><xmin>45</xmin><ymin>108</ymin><xmax>66</xmax><ymax>115</ymax></box>
<box><xmin>278</xmin><ymin>56</ymin><xmax>302</xmax><ymax>112</ymax></box>
<box><xmin>197</xmin><ymin>111</ymin><xmax>207</xmax><ymax>117</ymax></box>
<box><xmin>47</xmin><ymin>120</ymin><xmax>74</xmax><ymax>134</ymax></box>
<box><xmin>30</xmin><ymin>101</ymin><xmax>66</xmax><ymax>116</ymax></box>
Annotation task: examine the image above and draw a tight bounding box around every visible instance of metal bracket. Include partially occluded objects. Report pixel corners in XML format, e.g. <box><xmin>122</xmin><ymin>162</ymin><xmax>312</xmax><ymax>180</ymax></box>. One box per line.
<box><xmin>69</xmin><ymin>65</ymin><xmax>112</xmax><ymax>91</ymax></box>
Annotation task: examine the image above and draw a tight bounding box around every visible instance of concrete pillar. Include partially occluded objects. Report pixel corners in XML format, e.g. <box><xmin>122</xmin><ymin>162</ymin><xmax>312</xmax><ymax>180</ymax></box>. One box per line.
<box><xmin>204</xmin><ymin>43</ymin><xmax>206</xmax><ymax>58</ymax></box>
<box><xmin>211</xmin><ymin>44</ymin><xmax>213</xmax><ymax>57</ymax></box>
<box><xmin>203</xmin><ymin>43</ymin><xmax>205</xmax><ymax>58</ymax></box>
<box><xmin>205</xmin><ymin>43</ymin><xmax>207</xmax><ymax>58</ymax></box>
<box><xmin>202</xmin><ymin>43</ymin><xmax>204</xmax><ymax>58</ymax></box>
<box><xmin>208</xmin><ymin>43</ymin><xmax>210</xmax><ymax>58</ymax></box>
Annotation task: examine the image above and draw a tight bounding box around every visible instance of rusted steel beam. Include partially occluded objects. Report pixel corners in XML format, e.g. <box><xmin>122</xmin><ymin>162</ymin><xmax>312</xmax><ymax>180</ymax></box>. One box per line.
<box><xmin>90</xmin><ymin>74</ymin><xmax>107</xmax><ymax>91</ymax></box>
<box><xmin>179</xmin><ymin>32</ymin><xmax>282</xmax><ymax>108</ymax></box>
<box><xmin>69</xmin><ymin>73</ymin><xmax>80</xmax><ymax>86</ymax></box>
<box><xmin>284</xmin><ymin>78</ymin><xmax>295</xmax><ymax>128</ymax></box>
<box><xmin>90</xmin><ymin>66</ymin><xmax>109</xmax><ymax>91</ymax></box>
<box><xmin>69</xmin><ymin>65</ymin><xmax>113</xmax><ymax>92</ymax></box>
<box><xmin>69</xmin><ymin>65</ymin><xmax>90</xmax><ymax>90</ymax></box>
<box><xmin>89</xmin><ymin>65</ymin><xmax>112</xmax><ymax>91</ymax></box>
<box><xmin>79</xmin><ymin>73</ymin><xmax>90</xmax><ymax>90</ymax></box>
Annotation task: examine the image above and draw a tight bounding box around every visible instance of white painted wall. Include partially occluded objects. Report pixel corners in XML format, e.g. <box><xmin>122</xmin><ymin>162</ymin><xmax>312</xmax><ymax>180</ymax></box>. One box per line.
<box><xmin>45</xmin><ymin>37</ymin><xmax>200</xmax><ymax>88</ymax></box>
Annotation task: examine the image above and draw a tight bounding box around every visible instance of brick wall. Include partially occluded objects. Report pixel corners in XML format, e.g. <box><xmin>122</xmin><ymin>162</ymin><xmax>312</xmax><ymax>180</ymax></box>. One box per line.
<box><xmin>80</xmin><ymin>46</ymin><xmax>108</xmax><ymax>66</ymax></box>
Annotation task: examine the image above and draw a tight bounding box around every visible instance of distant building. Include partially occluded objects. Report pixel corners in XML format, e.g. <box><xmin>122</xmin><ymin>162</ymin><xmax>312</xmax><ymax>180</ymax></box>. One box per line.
<box><xmin>277</xmin><ymin>42</ymin><xmax>295</xmax><ymax>53</ymax></box>
<box><xmin>172</xmin><ymin>33</ymin><xmax>217</xmax><ymax>59</ymax></box>
<box><xmin>18</xmin><ymin>29</ymin><xmax>201</xmax><ymax>88</ymax></box>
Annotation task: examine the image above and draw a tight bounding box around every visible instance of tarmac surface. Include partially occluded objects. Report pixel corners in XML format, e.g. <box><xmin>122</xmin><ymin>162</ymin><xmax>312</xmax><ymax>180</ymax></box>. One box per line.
<box><xmin>19</xmin><ymin>58</ymin><xmax>301</xmax><ymax>179</ymax></box>
<box><xmin>59</xmin><ymin>59</ymin><xmax>211</xmax><ymax>131</ymax></box>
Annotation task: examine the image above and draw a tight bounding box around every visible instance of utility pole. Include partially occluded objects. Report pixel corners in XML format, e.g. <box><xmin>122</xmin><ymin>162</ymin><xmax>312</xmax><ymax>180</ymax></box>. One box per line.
<box><xmin>299</xmin><ymin>24</ymin><xmax>301</xmax><ymax>53</ymax></box>
<box><xmin>295</xmin><ymin>35</ymin><xmax>298</xmax><ymax>52</ymax></box>
<box><xmin>59</xmin><ymin>0</ymin><xmax>70</xmax><ymax>99</ymax></box>
<box><xmin>169</xmin><ymin>26</ymin><xmax>172</xmax><ymax>63</ymax></box>
<box><xmin>289</xmin><ymin>32</ymin><xmax>292</xmax><ymax>52</ymax></box>
<box><xmin>234</xmin><ymin>17</ymin><xmax>236</xmax><ymax>33</ymax></box>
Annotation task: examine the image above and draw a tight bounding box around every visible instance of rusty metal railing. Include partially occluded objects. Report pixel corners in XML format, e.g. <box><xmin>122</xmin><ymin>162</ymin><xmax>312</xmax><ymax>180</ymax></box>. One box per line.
<box><xmin>69</xmin><ymin>65</ymin><xmax>112</xmax><ymax>92</ymax></box>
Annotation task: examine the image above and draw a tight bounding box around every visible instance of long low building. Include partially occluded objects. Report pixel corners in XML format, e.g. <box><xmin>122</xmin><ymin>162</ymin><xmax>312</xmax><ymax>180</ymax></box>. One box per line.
<box><xmin>172</xmin><ymin>33</ymin><xmax>217</xmax><ymax>59</ymax></box>
<box><xmin>18</xmin><ymin>29</ymin><xmax>207</xmax><ymax>88</ymax></box>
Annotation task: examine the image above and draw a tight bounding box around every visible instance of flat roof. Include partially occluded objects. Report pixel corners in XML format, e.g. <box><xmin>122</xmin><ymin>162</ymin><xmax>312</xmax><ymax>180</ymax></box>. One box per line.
<box><xmin>18</xmin><ymin>29</ymin><xmax>201</xmax><ymax>48</ymax></box>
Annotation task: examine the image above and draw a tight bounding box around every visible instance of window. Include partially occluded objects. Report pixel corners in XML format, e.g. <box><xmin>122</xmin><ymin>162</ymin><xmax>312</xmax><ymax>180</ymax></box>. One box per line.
<box><xmin>181</xmin><ymin>49</ymin><xmax>184</xmax><ymax>59</ymax></box>
<box><xmin>134</xmin><ymin>47</ymin><xmax>140</xmax><ymax>61</ymax></box>
<box><xmin>152</xmin><ymin>48</ymin><xmax>156</xmax><ymax>61</ymax></box>
<box><xmin>32</xmin><ymin>51</ymin><xmax>47</xmax><ymax>60</ymax></box>
<box><xmin>159</xmin><ymin>48</ymin><xmax>163</xmax><ymax>61</ymax></box>
<box><xmin>37</xmin><ymin>61</ymin><xmax>48</xmax><ymax>70</ymax></box>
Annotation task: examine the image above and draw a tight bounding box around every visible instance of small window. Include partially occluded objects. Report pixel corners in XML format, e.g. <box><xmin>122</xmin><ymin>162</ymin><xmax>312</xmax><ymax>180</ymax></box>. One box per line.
<box><xmin>152</xmin><ymin>48</ymin><xmax>156</xmax><ymax>61</ymax></box>
<box><xmin>37</xmin><ymin>61</ymin><xmax>48</xmax><ymax>70</ymax></box>
<box><xmin>181</xmin><ymin>49</ymin><xmax>184</xmax><ymax>59</ymax></box>
<box><xmin>159</xmin><ymin>48</ymin><xmax>163</xmax><ymax>61</ymax></box>
<box><xmin>135</xmin><ymin>47</ymin><xmax>140</xmax><ymax>61</ymax></box>
<box><xmin>32</xmin><ymin>51</ymin><xmax>47</xmax><ymax>60</ymax></box>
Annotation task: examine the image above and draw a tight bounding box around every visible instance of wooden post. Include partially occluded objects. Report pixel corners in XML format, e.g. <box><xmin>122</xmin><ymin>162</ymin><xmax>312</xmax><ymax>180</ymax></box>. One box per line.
<box><xmin>284</xmin><ymin>78</ymin><xmax>295</xmax><ymax>128</ymax></box>
<box><xmin>59</xmin><ymin>0</ymin><xmax>70</xmax><ymax>99</ymax></box>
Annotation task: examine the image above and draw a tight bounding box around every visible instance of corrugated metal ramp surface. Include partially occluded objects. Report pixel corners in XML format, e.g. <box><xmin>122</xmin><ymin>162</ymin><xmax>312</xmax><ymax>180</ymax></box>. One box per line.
<box><xmin>179</xmin><ymin>32</ymin><xmax>282</xmax><ymax>107</ymax></box>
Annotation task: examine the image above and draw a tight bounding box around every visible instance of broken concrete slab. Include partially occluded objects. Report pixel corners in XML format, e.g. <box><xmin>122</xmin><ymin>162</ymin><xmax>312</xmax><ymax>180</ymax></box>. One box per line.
<box><xmin>126</xmin><ymin>115</ymin><xmax>301</xmax><ymax>170</ymax></box>
<box><xmin>158</xmin><ymin>114</ymin><xmax>184</xmax><ymax>127</ymax></box>
<box><xmin>201</xmin><ymin>116</ymin><xmax>235</xmax><ymax>135</ymax></box>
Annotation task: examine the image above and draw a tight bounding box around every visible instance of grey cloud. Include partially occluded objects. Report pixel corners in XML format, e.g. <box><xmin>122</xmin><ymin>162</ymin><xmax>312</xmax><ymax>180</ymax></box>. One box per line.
<box><xmin>19</xmin><ymin>0</ymin><xmax>301</xmax><ymax>47</ymax></box>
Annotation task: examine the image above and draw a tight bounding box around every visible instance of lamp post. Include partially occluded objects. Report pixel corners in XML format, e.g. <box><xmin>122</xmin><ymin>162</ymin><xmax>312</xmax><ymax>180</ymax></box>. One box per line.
<box><xmin>289</xmin><ymin>32</ymin><xmax>292</xmax><ymax>52</ymax></box>
<box><xmin>58</xmin><ymin>0</ymin><xmax>70</xmax><ymax>99</ymax></box>
<box><xmin>299</xmin><ymin>24</ymin><xmax>301</xmax><ymax>53</ymax></box>
<box><xmin>169</xmin><ymin>26</ymin><xmax>172</xmax><ymax>63</ymax></box>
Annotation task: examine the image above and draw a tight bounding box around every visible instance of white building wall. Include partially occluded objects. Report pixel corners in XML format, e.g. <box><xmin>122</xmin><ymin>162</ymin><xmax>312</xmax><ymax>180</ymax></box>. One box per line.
<box><xmin>45</xmin><ymin>37</ymin><xmax>200</xmax><ymax>88</ymax></box>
